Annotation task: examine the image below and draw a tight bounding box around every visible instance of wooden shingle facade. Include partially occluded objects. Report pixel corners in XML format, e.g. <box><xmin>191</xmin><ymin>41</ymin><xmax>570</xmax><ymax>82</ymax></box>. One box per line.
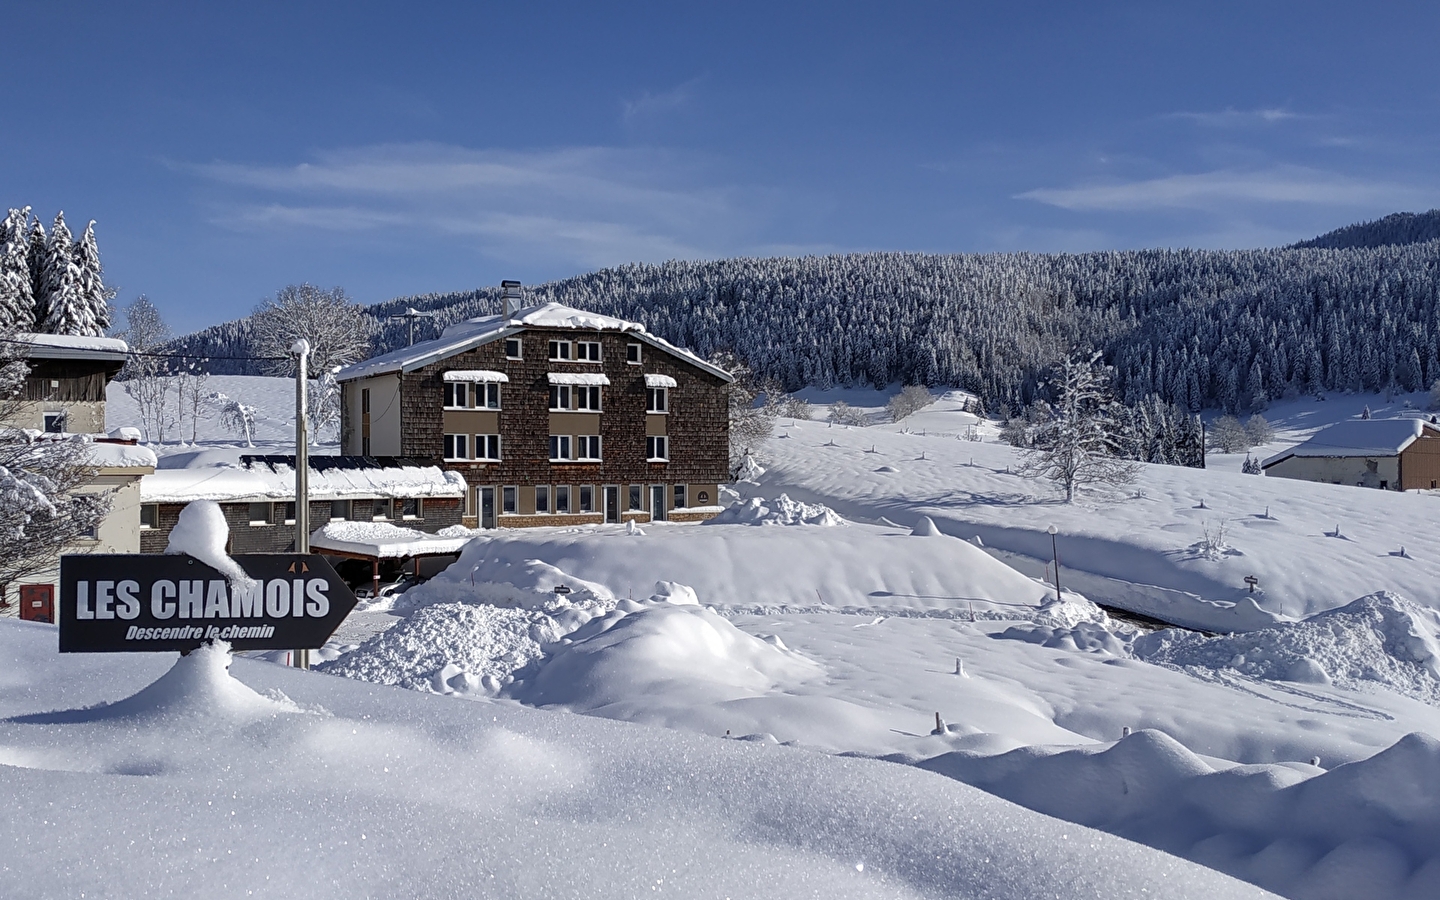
<box><xmin>337</xmin><ymin>300</ymin><xmax>732</xmax><ymax>528</ymax></box>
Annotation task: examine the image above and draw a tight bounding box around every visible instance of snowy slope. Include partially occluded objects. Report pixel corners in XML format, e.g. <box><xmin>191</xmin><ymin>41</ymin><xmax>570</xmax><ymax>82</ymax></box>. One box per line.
<box><xmin>105</xmin><ymin>375</ymin><xmax>336</xmax><ymax>449</ymax></box>
<box><xmin>0</xmin><ymin>622</ymin><xmax>1273</xmax><ymax>900</ymax></box>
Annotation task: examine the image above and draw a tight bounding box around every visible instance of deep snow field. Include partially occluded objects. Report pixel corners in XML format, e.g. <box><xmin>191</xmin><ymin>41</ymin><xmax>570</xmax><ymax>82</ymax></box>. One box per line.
<box><xmin>17</xmin><ymin>378</ymin><xmax>1432</xmax><ymax>898</ymax></box>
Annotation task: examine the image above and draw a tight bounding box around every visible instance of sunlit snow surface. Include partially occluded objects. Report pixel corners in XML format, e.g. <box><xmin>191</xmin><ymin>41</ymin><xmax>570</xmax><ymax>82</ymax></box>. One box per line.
<box><xmin>0</xmin><ymin>622</ymin><xmax>1274</xmax><ymax>900</ymax></box>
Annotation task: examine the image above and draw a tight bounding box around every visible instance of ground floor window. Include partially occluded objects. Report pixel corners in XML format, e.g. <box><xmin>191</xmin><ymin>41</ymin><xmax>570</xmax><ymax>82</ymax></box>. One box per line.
<box><xmin>536</xmin><ymin>485</ymin><xmax>550</xmax><ymax>513</ymax></box>
<box><xmin>140</xmin><ymin>504</ymin><xmax>159</xmax><ymax>529</ymax></box>
<box><xmin>579</xmin><ymin>484</ymin><xmax>593</xmax><ymax>512</ymax></box>
<box><xmin>248</xmin><ymin>502</ymin><xmax>273</xmax><ymax>526</ymax></box>
<box><xmin>503</xmin><ymin>485</ymin><xmax>517</xmax><ymax>514</ymax></box>
<box><xmin>555</xmin><ymin>485</ymin><xmax>571</xmax><ymax>513</ymax></box>
<box><xmin>674</xmin><ymin>484</ymin><xmax>686</xmax><ymax>509</ymax></box>
<box><xmin>331</xmin><ymin>499</ymin><xmax>350</xmax><ymax>521</ymax></box>
<box><xmin>401</xmin><ymin>497</ymin><xmax>422</xmax><ymax>519</ymax></box>
<box><xmin>628</xmin><ymin>484</ymin><xmax>643</xmax><ymax>511</ymax></box>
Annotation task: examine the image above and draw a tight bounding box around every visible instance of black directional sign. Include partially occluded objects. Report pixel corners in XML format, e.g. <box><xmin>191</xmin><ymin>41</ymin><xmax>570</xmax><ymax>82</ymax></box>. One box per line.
<box><xmin>59</xmin><ymin>554</ymin><xmax>359</xmax><ymax>653</ymax></box>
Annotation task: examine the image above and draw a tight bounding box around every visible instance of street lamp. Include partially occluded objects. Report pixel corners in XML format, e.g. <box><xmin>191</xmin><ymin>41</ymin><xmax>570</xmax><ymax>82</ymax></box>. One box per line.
<box><xmin>1047</xmin><ymin>524</ymin><xmax>1062</xmax><ymax>603</ymax></box>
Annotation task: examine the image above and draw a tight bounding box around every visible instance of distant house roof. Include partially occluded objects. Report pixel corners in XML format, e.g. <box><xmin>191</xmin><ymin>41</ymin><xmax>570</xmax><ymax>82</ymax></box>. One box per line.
<box><xmin>308</xmin><ymin>521</ymin><xmax>474</xmax><ymax>559</ymax></box>
<box><xmin>141</xmin><ymin>455</ymin><xmax>467</xmax><ymax>504</ymax></box>
<box><xmin>336</xmin><ymin>302</ymin><xmax>734</xmax><ymax>383</ymax></box>
<box><xmin>16</xmin><ymin>332</ymin><xmax>129</xmax><ymax>363</ymax></box>
<box><xmin>1262</xmin><ymin>418</ymin><xmax>1439</xmax><ymax>468</ymax></box>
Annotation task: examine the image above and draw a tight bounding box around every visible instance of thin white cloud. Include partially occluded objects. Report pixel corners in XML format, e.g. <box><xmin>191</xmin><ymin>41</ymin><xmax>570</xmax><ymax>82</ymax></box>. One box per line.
<box><xmin>622</xmin><ymin>79</ymin><xmax>698</xmax><ymax>122</ymax></box>
<box><xmin>190</xmin><ymin>142</ymin><xmax>761</xmax><ymax>267</ymax></box>
<box><xmin>1164</xmin><ymin>107</ymin><xmax>1308</xmax><ymax>127</ymax></box>
<box><xmin>1017</xmin><ymin>167</ymin><xmax>1432</xmax><ymax>212</ymax></box>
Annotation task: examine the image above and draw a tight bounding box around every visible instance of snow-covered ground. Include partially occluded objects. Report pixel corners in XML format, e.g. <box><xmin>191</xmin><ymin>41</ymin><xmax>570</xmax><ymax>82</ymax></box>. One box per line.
<box><xmin>66</xmin><ymin>374</ymin><xmax>1440</xmax><ymax>898</ymax></box>
<box><xmin>105</xmin><ymin>375</ymin><xmax>338</xmax><ymax>452</ymax></box>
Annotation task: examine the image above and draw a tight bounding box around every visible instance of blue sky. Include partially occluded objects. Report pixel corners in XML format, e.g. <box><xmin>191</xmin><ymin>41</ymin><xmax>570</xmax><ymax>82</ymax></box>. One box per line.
<box><xmin>5</xmin><ymin>2</ymin><xmax>1439</xmax><ymax>333</ymax></box>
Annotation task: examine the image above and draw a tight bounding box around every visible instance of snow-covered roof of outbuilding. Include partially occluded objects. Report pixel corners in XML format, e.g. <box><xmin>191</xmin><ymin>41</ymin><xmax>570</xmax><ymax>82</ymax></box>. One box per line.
<box><xmin>337</xmin><ymin>302</ymin><xmax>733</xmax><ymax>382</ymax></box>
<box><xmin>140</xmin><ymin>455</ymin><xmax>467</xmax><ymax>503</ymax></box>
<box><xmin>15</xmin><ymin>332</ymin><xmax>129</xmax><ymax>362</ymax></box>
<box><xmin>1262</xmin><ymin>418</ymin><xmax>1439</xmax><ymax>468</ymax></box>
<box><xmin>308</xmin><ymin>521</ymin><xmax>474</xmax><ymax>559</ymax></box>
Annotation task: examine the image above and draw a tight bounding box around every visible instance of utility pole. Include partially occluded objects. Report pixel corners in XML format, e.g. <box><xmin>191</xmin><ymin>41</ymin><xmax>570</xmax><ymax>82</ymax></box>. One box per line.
<box><xmin>1047</xmin><ymin>524</ymin><xmax>1062</xmax><ymax>603</ymax></box>
<box><xmin>388</xmin><ymin>307</ymin><xmax>437</xmax><ymax>346</ymax></box>
<box><xmin>292</xmin><ymin>338</ymin><xmax>311</xmax><ymax>670</ymax></box>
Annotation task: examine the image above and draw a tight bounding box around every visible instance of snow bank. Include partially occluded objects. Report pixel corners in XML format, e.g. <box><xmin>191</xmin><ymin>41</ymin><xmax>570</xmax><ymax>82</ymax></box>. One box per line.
<box><xmin>1135</xmin><ymin>591</ymin><xmax>1440</xmax><ymax>702</ymax></box>
<box><xmin>707</xmin><ymin>493</ymin><xmax>845</xmax><ymax>526</ymax></box>
<box><xmin>165</xmin><ymin>500</ymin><xmax>253</xmax><ymax>587</ymax></box>
<box><xmin>919</xmin><ymin>727</ymin><xmax>1440</xmax><ymax>900</ymax></box>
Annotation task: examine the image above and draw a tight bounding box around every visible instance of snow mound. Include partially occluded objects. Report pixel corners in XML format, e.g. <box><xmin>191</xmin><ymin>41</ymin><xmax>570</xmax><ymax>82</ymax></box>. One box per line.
<box><xmin>320</xmin><ymin>602</ymin><xmax>567</xmax><ymax>694</ymax></box>
<box><xmin>734</xmin><ymin>452</ymin><xmax>766</xmax><ymax>484</ymax></box>
<box><xmin>164</xmin><ymin>500</ymin><xmax>254</xmax><ymax>588</ymax></box>
<box><xmin>17</xmin><ymin>641</ymin><xmax>302</xmax><ymax>724</ymax></box>
<box><xmin>707</xmin><ymin>493</ymin><xmax>845</xmax><ymax>526</ymax></box>
<box><xmin>920</xmin><ymin>728</ymin><xmax>1440</xmax><ymax>900</ymax></box>
<box><xmin>512</xmin><ymin>602</ymin><xmax>823</xmax><ymax>712</ymax></box>
<box><xmin>912</xmin><ymin>515</ymin><xmax>941</xmax><ymax>536</ymax></box>
<box><xmin>1135</xmin><ymin>591</ymin><xmax>1440</xmax><ymax>701</ymax></box>
<box><xmin>998</xmin><ymin>621</ymin><xmax>1131</xmax><ymax>655</ymax></box>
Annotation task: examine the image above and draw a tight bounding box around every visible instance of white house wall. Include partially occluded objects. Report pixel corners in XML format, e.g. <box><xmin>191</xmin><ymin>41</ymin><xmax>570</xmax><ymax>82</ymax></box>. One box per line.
<box><xmin>345</xmin><ymin>374</ymin><xmax>402</xmax><ymax>456</ymax></box>
<box><xmin>1265</xmin><ymin>454</ymin><xmax>1401</xmax><ymax>489</ymax></box>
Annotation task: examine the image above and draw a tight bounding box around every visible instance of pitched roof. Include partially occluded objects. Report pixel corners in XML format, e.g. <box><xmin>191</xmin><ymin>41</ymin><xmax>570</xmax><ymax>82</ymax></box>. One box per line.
<box><xmin>1262</xmin><ymin>418</ymin><xmax>1438</xmax><ymax>468</ymax></box>
<box><xmin>15</xmin><ymin>332</ymin><xmax>129</xmax><ymax>362</ymax></box>
<box><xmin>336</xmin><ymin>301</ymin><xmax>733</xmax><ymax>382</ymax></box>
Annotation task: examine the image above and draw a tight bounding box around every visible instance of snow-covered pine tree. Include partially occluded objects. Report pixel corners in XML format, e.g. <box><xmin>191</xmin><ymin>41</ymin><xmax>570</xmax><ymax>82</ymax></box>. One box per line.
<box><xmin>25</xmin><ymin>218</ymin><xmax>45</xmax><ymax>326</ymax></box>
<box><xmin>39</xmin><ymin>212</ymin><xmax>86</xmax><ymax>335</ymax></box>
<box><xmin>71</xmin><ymin>220</ymin><xmax>112</xmax><ymax>336</ymax></box>
<box><xmin>0</xmin><ymin>208</ymin><xmax>35</xmax><ymax>332</ymax></box>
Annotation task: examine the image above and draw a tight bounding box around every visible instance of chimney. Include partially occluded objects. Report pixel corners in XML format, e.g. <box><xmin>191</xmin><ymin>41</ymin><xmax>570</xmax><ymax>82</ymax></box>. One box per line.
<box><xmin>501</xmin><ymin>280</ymin><xmax>522</xmax><ymax>320</ymax></box>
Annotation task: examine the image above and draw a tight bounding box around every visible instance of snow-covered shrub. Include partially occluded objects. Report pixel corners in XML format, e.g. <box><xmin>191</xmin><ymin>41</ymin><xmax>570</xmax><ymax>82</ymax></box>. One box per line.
<box><xmin>1243</xmin><ymin>413</ymin><xmax>1273</xmax><ymax>445</ymax></box>
<box><xmin>886</xmin><ymin>385</ymin><xmax>932</xmax><ymax>422</ymax></box>
<box><xmin>1208</xmin><ymin>415</ymin><xmax>1250</xmax><ymax>453</ymax></box>
<box><xmin>827</xmin><ymin>401</ymin><xmax>866</xmax><ymax>426</ymax></box>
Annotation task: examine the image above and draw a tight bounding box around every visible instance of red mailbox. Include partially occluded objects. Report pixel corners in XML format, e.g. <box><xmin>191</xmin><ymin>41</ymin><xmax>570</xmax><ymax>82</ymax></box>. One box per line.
<box><xmin>19</xmin><ymin>584</ymin><xmax>54</xmax><ymax>623</ymax></box>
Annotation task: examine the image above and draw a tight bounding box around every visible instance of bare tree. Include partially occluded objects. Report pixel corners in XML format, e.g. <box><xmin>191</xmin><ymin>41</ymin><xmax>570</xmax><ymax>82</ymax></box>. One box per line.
<box><xmin>212</xmin><ymin>393</ymin><xmax>257</xmax><ymax>447</ymax></box>
<box><xmin>1017</xmin><ymin>351</ymin><xmax>1139</xmax><ymax>502</ymax></box>
<box><xmin>0</xmin><ymin>340</ymin><xmax>111</xmax><ymax>610</ymax></box>
<box><xmin>1243</xmin><ymin>414</ymin><xmax>1274</xmax><ymax>446</ymax></box>
<box><xmin>827</xmin><ymin>401</ymin><xmax>866</xmax><ymax>426</ymax></box>
<box><xmin>116</xmin><ymin>295</ymin><xmax>175</xmax><ymax>444</ymax></box>
<box><xmin>712</xmin><ymin>350</ymin><xmax>774</xmax><ymax>471</ymax></box>
<box><xmin>174</xmin><ymin>359</ymin><xmax>211</xmax><ymax>445</ymax></box>
<box><xmin>886</xmin><ymin>385</ymin><xmax>933</xmax><ymax>422</ymax></box>
<box><xmin>251</xmin><ymin>284</ymin><xmax>375</xmax><ymax>376</ymax></box>
<box><xmin>1208</xmin><ymin>415</ymin><xmax>1250</xmax><ymax>454</ymax></box>
<box><xmin>774</xmin><ymin>395</ymin><xmax>812</xmax><ymax>420</ymax></box>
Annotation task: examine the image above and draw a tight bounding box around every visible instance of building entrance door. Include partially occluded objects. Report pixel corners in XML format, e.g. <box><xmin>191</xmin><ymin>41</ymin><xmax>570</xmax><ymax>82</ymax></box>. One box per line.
<box><xmin>604</xmin><ymin>486</ymin><xmax>619</xmax><ymax>523</ymax></box>
<box><xmin>650</xmin><ymin>485</ymin><xmax>666</xmax><ymax>522</ymax></box>
<box><xmin>479</xmin><ymin>487</ymin><xmax>496</xmax><ymax>529</ymax></box>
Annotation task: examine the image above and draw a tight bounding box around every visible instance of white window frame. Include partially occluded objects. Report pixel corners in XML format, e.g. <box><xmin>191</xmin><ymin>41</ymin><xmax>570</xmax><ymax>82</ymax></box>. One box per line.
<box><xmin>578</xmin><ymin>484</ymin><xmax>594</xmax><ymax>513</ymax></box>
<box><xmin>474</xmin><ymin>434</ymin><xmax>502</xmax><ymax>461</ymax></box>
<box><xmin>502</xmin><ymin>485</ymin><xmax>518</xmax><ymax>514</ymax></box>
<box><xmin>477</xmin><ymin>382</ymin><xmax>501</xmax><ymax>409</ymax></box>
<box><xmin>647</xmin><ymin>387</ymin><xmax>668</xmax><ymax>413</ymax></box>
<box><xmin>549</xmin><ymin>384</ymin><xmax>572</xmax><ymax>411</ymax></box>
<box><xmin>555</xmin><ymin>485</ymin><xmax>571</xmax><ymax>514</ymax></box>
<box><xmin>444</xmin><ymin>433</ymin><xmax>470</xmax><ymax>460</ymax></box>
<box><xmin>504</xmin><ymin>337</ymin><xmax>523</xmax><ymax>359</ymax></box>
<box><xmin>548</xmin><ymin>339</ymin><xmax>572</xmax><ymax>361</ymax></box>
<box><xmin>535</xmin><ymin>485</ymin><xmax>550</xmax><ymax>513</ymax></box>
<box><xmin>576</xmin><ymin>341</ymin><xmax>602</xmax><ymax>363</ymax></box>
<box><xmin>575</xmin><ymin>385</ymin><xmax>602</xmax><ymax>411</ymax></box>
<box><xmin>577</xmin><ymin>435</ymin><xmax>602</xmax><ymax>461</ymax></box>
<box><xmin>626</xmin><ymin>343</ymin><xmax>642</xmax><ymax>365</ymax></box>
<box><xmin>647</xmin><ymin>435</ymin><xmax>669</xmax><ymax>462</ymax></box>
<box><xmin>371</xmin><ymin>498</ymin><xmax>393</xmax><ymax>521</ymax></box>
<box><xmin>443</xmin><ymin>382</ymin><xmax>469</xmax><ymax>409</ymax></box>
<box><xmin>549</xmin><ymin>434</ymin><xmax>573</xmax><ymax>462</ymax></box>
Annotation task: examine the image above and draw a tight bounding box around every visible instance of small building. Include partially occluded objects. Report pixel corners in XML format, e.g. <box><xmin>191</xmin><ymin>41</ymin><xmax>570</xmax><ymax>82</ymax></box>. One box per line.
<box><xmin>1261</xmin><ymin>418</ymin><xmax>1440</xmax><ymax>490</ymax></box>
<box><xmin>14</xmin><ymin>332</ymin><xmax>129</xmax><ymax>434</ymax></box>
<box><xmin>335</xmin><ymin>290</ymin><xmax>733</xmax><ymax>528</ymax></box>
<box><xmin>139</xmin><ymin>455</ymin><xmax>467</xmax><ymax>553</ymax></box>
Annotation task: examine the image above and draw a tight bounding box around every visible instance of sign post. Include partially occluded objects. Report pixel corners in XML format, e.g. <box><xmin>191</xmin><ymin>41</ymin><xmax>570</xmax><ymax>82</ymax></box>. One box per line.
<box><xmin>59</xmin><ymin>553</ymin><xmax>357</xmax><ymax>654</ymax></box>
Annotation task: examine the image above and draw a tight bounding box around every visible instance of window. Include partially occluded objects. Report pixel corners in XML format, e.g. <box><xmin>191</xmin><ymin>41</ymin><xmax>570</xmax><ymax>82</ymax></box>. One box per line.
<box><xmin>477</xmin><ymin>382</ymin><xmax>501</xmax><ymax>409</ymax></box>
<box><xmin>536</xmin><ymin>485</ymin><xmax>550</xmax><ymax>513</ymax></box>
<box><xmin>555</xmin><ymin>485</ymin><xmax>571</xmax><ymax>514</ymax></box>
<box><xmin>371</xmin><ymin>498</ymin><xmax>393</xmax><ymax>520</ymax></box>
<box><xmin>674</xmin><ymin>485</ymin><xmax>687</xmax><ymax>510</ymax></box>
<box><xmin>647</xmin><ymin>435</ymin><xmax>669</xmax><ymax>461</ymax></box>
<box><xmin>361</xmin><ymin>389</ymin><xmax>370</xmax><ymax>414</ymax></box>
<box><xmin>549</xmin><ymin>385</ymin><xmax>572</xmax><ymax>410</ymax></box>
<box><xmin>248</xmin><ymin>502</ymin><xmax>272</xmax><ymax>526</ymax></box>
<box><xmin>576</xmin><ymin>435</ymin><xmax>602</xmax><ymax>460</ymax></box>
<box><xmin>402</xmin><ymin>498</ymin><xmax>421</xmax><ymax>519</ymax></box>
<box><xmin>579</xmin><ymin>485</ymin><xmax>594</xmax><ymax>513</ymax></box>
<box><xmin>505</xmin><ymin>337</ymin><xmax>522</xmax><ymax>359</ymax></box>
<box><xmin>444</xmin><ymin>434</ymin><xmax>470</xmax><ymax>460</ymax></box>
<box><xmin>628</xmin><ymin>484</ymin><xmax>643</xmax><ymax>511</ymax></box>
<box><xmin>330</xmin><ymin>499</ymin><xmax>350</xmax><ymax>521</ymax></box>
<box><xmin>140</xmin><ymin>504</ymin><xmax>159</xmax><ymax>529</ymax></box>
<box><xmin>283</xmin><ymin>502</ymin><xmax>296</xmax><ymax>524</ymax></box>
<box><xmin>503</xmin><ymin>485</ymin><xmax>517</xmax><ymax>514</ymax></box>
<box><xmin>475</xmin><ymin>434</ymin><xmax>501</xmax><ymax>460</ymax></box>
<box><xmin>548</xmin><ymin>340</ymin><xmax>572</xmax><ymax>361</ymax></box>
<box><xmin>647</xmin><ymin>387</ymin><xmax>668</xmax><ymax>413</ymax></box>
<box><xmin>444</xmin><ymin>383</ymin><xmax>468</xmax><ymax>409</ymax></box>
<box><xmin>575</xmin><ymin>385</ymin><xmax>602</xmax><ymax>411</ymax></box>
<box><xmin>549</xmin><ymin>435</ymin><xmax>572</xmax><ymax>461</ymax></box>
<box><xmin>43</xmin><ymin>412</ymin><xmax>65</xmax><ymax>433</ymax></box>
<box><xmin>626</xmin><ymin>343</ymin><xmax>642</xmax><ymax>364</ymax></box>
<box><xmin>576</xmin><ymin>341</ymin><xmax>601</xmax><ymax>362</ymax></box>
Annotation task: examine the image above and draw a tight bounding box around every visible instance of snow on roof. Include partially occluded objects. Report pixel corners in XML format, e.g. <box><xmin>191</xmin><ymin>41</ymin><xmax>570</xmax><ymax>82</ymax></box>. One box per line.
<box><xmin>644</xmin><ymin>373</ymin><xmax>677</xmax><ymax>388</ymax></box>
<box><xmin>1262</xmin><ymin>418</ymin><xmax>1436</xmax><ymax>468</ymax></box>
<box><xmin>548</xmin><ymin>372</ymin><xmax>610</xmax><ymax>386</ymax></box>
<box><xmin>309</xmin><ymin>521</ymin><xmax>474</xmax><ymax>558</ymax></box>
<box><xmin>83</xmin><ymin>441</ymin><xmax>158</xmax><ymax>470</ymax></box>
<box><xmin>16</xmin><ymin>331</ymin><xmax>129</xmax><ymax>360</ymax></box>
<box><xmin>141</xmin><ymin>458</ymin><xmax>466</xmax><ymax>503</ymax></box>
<box><xmin>337</xmin><ymin>302</ymin><xmax>734</xmax><ymax>382</ymax></box>
<box><xmin>442</xmin><ymin>370</ymin><xmax>508</xmax><ymax>383</ymax></box>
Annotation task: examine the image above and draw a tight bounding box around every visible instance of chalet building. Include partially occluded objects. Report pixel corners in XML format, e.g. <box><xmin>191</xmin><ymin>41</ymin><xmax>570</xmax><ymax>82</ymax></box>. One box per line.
<box><xmin>139</xmin><ymin>455</ymin><xmax>466</xmax><ymax>554</ymax></box>
<box><xmin>1</xmin><ymin>333</ymin><xmax>156</xmax><ymax>621</ymax></box>
<box><xmin>1261</xmin><ymin>418</ymin><xmax>1440</xmax><ymax>491</ymax></box>
<box><xmin>336</xmin><ymin>289</ymin><xmax>733</xmax><ymax>528</ymax></box>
